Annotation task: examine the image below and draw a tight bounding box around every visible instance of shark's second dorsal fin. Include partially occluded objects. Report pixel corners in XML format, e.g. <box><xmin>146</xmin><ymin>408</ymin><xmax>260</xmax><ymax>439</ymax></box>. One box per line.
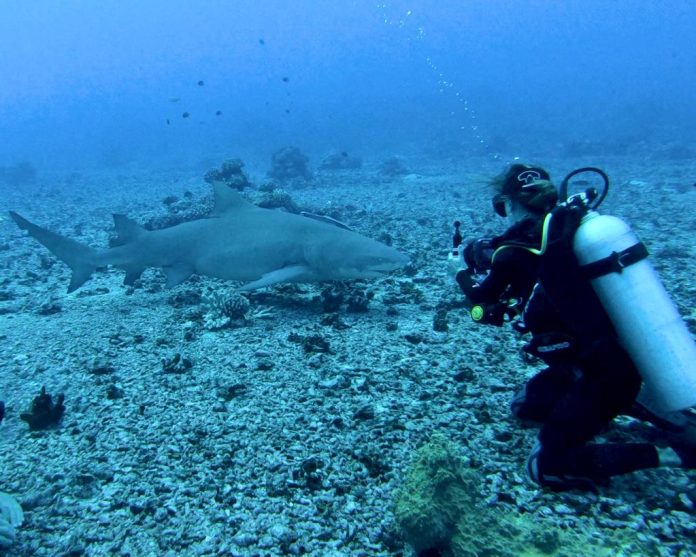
<box><xmin>211</xmin><ymin>180</ymin><xmax>254</xmax><ymax>215</ymax></box>
<box><xmin>112</xmin><ymin>214</ymin><xmax>145</xmax><ymax>246</ymax></box>
<box><xmin>300</xmin><ymin>212</ymin><xmax>354</xmax><ymax>231</ymax></box>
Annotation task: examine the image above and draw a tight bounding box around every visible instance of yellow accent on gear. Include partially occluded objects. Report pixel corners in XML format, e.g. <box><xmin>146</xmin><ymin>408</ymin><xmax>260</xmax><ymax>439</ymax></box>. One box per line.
<box><xmin>490</xmin><ymin>212</ymin><xmax>553</xmax><ymax>264</ymax></box>
<box><xmin>471</xmin><ymin>305</ymin><xmax>484</xmax><ymax>321</ymax></box>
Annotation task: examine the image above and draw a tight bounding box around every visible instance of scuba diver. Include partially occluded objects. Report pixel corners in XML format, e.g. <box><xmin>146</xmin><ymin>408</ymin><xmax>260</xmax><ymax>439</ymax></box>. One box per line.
<box><xmin>449</xmin><ymin>163</ymin><xmax>696</xmax><ymax>491</ymax></box>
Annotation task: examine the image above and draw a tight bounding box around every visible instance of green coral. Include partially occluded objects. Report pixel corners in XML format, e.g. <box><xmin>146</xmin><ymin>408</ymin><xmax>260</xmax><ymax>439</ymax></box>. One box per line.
<box><xmin>393</xmin><ymin>435</ymin><xmax>658</xmax><ymax>557</ymax></box>
<box><xmin>394</xmin><ymin>433</ymin><xmax>501</xmax><ymax>556</ymax></box>
<box><xmin>394</xmin><ymin>434</ymin><xmax>550</xmax><ymax>557</ymax></box>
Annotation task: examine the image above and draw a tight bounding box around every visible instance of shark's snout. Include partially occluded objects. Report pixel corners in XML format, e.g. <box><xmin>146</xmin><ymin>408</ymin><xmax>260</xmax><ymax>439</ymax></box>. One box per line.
<box><xmin>354</xmin><ymin>247</ymin><xmax>410</xmax><ymax>276</ymax></box>
<box><xmin>312</xmin><ymin>236</ymin><xmax>409</xmax><ymax>281</ymax></box>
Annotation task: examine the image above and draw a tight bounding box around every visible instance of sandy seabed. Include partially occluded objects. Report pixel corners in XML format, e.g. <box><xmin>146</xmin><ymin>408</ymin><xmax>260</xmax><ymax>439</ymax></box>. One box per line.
<box><xmin>1</xmin><ymin>154</ymin><xmax>695</xmax><ymax>556</ymax></box>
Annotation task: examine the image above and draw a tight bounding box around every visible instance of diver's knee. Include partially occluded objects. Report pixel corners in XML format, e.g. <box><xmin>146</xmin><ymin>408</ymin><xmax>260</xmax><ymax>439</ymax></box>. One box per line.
<box><xmin>510</xmin><ymin>385</ymin><xmax>545</xmax><ymax>426</ymax></box>
<box><xmin>510</xmin><ymin>385</ymin><xmax>528</xmax><ymax>418</ymax></box>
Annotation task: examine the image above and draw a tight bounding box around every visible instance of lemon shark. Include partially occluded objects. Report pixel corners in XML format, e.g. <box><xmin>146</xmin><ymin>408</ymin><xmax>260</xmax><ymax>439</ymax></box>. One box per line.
<box><xmin>9</xmin><ymin>182</ymin><xmax>409</xmax><ymax>292</ymax></box>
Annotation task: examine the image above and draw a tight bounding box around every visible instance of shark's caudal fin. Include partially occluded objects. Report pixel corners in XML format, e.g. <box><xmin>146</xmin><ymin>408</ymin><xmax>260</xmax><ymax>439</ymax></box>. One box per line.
<box><xmin>9</xmin><ymin>211</ymin><xmax>99</xmax><ymax>292</ymax></box>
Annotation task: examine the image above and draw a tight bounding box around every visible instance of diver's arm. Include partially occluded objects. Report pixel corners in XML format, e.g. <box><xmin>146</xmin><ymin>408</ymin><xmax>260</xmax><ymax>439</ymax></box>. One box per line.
<box><xmin>456</xmin><ymin>254</ymin><xmax>518</xmax><ymax>304</ymax></box>
<box><xmin>457</xmin><ymin>249</ymin><xmax>537</xmax><ymax>327</ymax></box>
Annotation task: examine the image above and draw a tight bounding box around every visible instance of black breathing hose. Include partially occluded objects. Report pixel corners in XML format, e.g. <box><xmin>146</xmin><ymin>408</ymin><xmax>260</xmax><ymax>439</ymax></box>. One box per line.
<box><xmin>559</xmin><ymin>167</ymin><xmax>610</xmax><ymax>210</ymax></box>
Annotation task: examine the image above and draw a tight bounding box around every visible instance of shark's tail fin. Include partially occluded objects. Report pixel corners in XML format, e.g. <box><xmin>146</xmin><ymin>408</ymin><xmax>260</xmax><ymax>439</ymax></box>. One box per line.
<box><xmin>9</xmin><ymin>211</ymin><xmax>99</xmax><ymax>292</ymax></box>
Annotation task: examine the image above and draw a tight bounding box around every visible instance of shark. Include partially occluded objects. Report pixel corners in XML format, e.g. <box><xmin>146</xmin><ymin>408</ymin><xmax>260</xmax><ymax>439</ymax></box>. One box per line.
<box><xmin>9</xmin><ymin>182</ymin><xmax>409</xmax><ymax>293</ymax></box>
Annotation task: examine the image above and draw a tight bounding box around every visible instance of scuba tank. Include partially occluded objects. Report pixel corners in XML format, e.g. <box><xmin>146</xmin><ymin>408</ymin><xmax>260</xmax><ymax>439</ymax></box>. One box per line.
<box><xmin>561</xmin><ymin>168</ymin><xmax>696</xmax><ymax>413</ymax></box>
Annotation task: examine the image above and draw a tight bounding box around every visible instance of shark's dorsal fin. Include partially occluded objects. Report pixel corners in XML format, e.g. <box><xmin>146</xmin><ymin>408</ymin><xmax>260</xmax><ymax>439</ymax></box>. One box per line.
<box><xmin>211</xmin><ymin>180</ymin><xmax>254</xmax><ymax>215</ymax></box>
<box><xmin>112</xmin><ymin>214</ymin><xmax>145</xmax><ymax>246</ymax></box>
<box><xmin>300</xmin><ymin>212</ymin><xmax>354</xmax><ymax>231</ymax></box>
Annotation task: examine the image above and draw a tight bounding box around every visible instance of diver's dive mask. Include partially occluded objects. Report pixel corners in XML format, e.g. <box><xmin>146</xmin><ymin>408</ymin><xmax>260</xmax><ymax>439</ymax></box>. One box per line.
<box><xmin>492</xmin><ymin>194</ymin><xmax>511</xmax><ymax>217</ymax></box>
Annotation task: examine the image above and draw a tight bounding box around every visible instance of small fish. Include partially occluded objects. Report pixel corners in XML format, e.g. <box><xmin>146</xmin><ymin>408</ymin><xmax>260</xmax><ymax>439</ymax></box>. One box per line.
<box><xmin>197</xmin><ymin>80</ymin><xmax>204</xmax><ymax>86</ymax></box>
<box><xmin>259</xmin><ymin>38</ymin><xmax>265</xmax><ymax>45</ymax></box>
<box><xmin>285</xmin><ymin>109</ymin><xmax>291</xmax><ymax>114</ymax></box>
<box><xmin>282</xmin><ymin>76</ymin><xmax>289</xmax><ymax>83</ymax></box>
<box><xmin>168</xmin><ymin>97</ymin><xmax>180</xmax><ymax>103</ymax></box>
<box><xmin>166</xmin><ymin>119</ymin><xmax>170</xmax><ymax>125</ymax></box>
<box><xmin>182</xmin><ymin>112</ymin><xmax>190</xmax><ymax>119</ymax></box>
<box><xmin>215</xmin><ymin>110</ymin><xmax>222</xmax><ymax>116</ymax></box>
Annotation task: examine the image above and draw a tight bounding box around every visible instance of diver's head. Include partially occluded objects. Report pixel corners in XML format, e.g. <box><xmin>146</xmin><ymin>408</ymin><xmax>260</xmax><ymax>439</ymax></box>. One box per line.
<box><xmin>491</xmin><ymin>164</ymin><xmax>558</xmax><ymax>220</ymax></box>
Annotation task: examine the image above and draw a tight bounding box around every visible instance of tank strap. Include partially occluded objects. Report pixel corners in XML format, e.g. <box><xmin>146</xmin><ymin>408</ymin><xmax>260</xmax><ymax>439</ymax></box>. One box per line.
<box><xmin>580</xmin><ymin>242</ymin><xmax>649</xmax><ymax>280</ymax></box>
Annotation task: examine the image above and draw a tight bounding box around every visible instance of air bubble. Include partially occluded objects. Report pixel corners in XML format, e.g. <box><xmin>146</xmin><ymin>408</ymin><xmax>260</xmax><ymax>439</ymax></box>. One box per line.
<box><xmin>377</xmin><ymin>2</ymin><xmax>491</xmax><ymax>156</ymax></box>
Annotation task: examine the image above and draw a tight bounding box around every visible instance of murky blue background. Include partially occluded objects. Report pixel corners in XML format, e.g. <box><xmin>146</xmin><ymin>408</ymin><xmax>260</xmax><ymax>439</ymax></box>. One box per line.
<box><xmin>1</xmin><ymin>0</ymin><xmax>694</xmax><ymax>171</ymax></box>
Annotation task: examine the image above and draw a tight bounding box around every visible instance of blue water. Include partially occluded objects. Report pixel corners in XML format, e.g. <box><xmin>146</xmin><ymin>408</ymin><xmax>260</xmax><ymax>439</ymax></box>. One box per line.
<box><xmin>2</xmin><ymin>4</ymin><xmax>696</xmax><ymax>556</ymax></box>
<box><xmin>2</xmin><ymin>0</ymin><xmax>695</xmax><ymax>174</ymax></box>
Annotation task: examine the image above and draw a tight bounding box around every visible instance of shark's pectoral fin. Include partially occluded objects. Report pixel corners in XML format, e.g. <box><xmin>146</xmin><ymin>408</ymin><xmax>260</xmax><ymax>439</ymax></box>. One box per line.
<box><xmin>162</xmin><ymin>264</ymin><xmax>194</xmax><ymax>288</ymax></box>
<box><xmin>240</xmin><ymin>265</ymin><xmax>314</xmax><ymax>291</ymax></box>
<box><xmin>68</xmin><ymin>267</ymin><xmax>95</xmax><ymax>293</ymax></box>
<box><xmin>123</xmin><ymin>267</ymin><xmax>145</xmax><ymax>286</ymax></box>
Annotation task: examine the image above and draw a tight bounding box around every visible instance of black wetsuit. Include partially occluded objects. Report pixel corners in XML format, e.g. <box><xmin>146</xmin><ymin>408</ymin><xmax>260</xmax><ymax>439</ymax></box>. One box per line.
<box><xmin>456</xmin><ymin>218</ymin><xmax>541</xmax><ymax>311</ymax></box>
<box><xmin>457</xmin><ymin>207</ymin><xmax>659</xmax><ymax>490</ymax></box>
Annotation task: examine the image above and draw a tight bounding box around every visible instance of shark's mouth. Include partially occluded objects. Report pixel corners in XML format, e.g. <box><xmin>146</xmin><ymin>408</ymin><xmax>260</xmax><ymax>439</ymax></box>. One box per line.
<box><xmin>366</xmin><ymin>265</ymin><xmax>399</xmax><ymax>275</ymax></box>
<box><xmin>356</xmin><ymin>261</ymin><xmax>407</xmax><ymax>277</ymax></box>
